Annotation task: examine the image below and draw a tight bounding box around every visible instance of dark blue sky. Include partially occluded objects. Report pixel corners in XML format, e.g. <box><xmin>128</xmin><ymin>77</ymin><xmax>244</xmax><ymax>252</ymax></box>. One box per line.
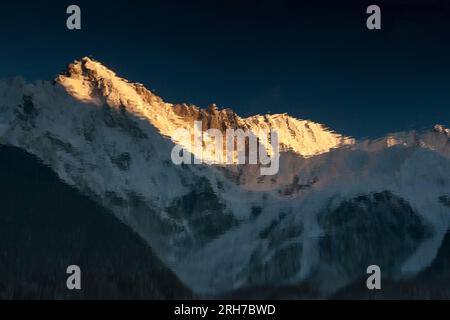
<box><xmin>1</xmin><ymin>0</ymin><xmax>449</xmax><ymax>138</ymax></box>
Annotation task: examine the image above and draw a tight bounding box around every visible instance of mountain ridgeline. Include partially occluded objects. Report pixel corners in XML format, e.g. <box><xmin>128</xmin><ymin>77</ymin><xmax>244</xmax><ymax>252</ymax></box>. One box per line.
<box><xmin>0</xmin><ymin>57</ymin><xmax>449</xmax><ymax>298</ymax></box>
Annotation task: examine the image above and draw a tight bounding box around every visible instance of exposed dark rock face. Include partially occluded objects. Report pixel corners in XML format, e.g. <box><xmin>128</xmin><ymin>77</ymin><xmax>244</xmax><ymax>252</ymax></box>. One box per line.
<box><xmin>224</xmin><ymin>192</ymin><xmax>436</xmax><ymax>299</ymax></box>
<box><xmin>166</xmin><ymin>177</ymin><xmax>238</xmax><ymax>246</ymax></box>
<box><xmin>111</xmin><ymin>152</ymin><xmax>131</xmax><ymax>171</ymax></box>
<box><xmin>0</xmin><ymin>145</ymin><xmax>192</xmax><ymax>299</ymax></box>
<box><xmin>439</xmin><ymin>195</ymin><xmax>450</xmax><ymax>208</ymax></box>
<box><xmin>172</xmin><ymin>103</ymin><xmax>242</xmax><ymax>132</ymax></box>
<box><xmin>318</xmin><ymin>191</ymin><xmax>432</xmax><ymax>279</ymax></box>
<box><xmin>279</xmin><ymin>176</ymin><xmax>318</xmax><ymax>196</ymax></box>
<box><xmin>239</xmin><ymin>210</ymin><xmax>304</xmax><ymax>288</ymax></box>
<box><xmin>332</xmin><ymin>221</ymin><xmax>450</xmax><ymax>299</ymax></box>
<box><xmin>15</xmin><ymin>95</ymin><xmax>39</xmax><ymax>128</ymax></box>
<box><xmin>45</xmin><ymin>132</ymin><xmax>75</xmax><ymax>154</ymax></box>
<box><xmin>101</xmin><ymin>105</ymin><xmax>148</xmax><ymax>139</ymax></box>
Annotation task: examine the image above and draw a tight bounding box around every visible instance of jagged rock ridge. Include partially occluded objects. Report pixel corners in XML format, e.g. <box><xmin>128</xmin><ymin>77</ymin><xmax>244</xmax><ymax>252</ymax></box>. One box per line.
<box><xmin>0</xmin><ymin>57</ymin><xmax>449</xmax><ymax>297</ymax></box>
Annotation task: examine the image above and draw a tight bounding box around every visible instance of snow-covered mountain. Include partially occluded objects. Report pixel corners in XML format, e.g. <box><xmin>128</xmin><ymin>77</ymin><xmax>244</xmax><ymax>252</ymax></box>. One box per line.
<box><xmin>1</xmin><ymin>57</ymin><xmax>449</xmax><ymax>297</ymax></box>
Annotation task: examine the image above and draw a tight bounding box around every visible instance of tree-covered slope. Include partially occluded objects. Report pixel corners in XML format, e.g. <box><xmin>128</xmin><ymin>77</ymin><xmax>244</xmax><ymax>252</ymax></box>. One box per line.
<box><xmin>0</xmin><ymin>145</ymin><xmax>192</xmax><ymax>299</ymax></box>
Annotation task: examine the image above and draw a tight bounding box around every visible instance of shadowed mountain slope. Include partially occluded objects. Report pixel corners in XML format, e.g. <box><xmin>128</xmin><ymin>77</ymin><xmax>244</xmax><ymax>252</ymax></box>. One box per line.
<box><xmin>0</xmin><ymin>144</ymin><xmax>192</xmax><ymax>299</ymax></box>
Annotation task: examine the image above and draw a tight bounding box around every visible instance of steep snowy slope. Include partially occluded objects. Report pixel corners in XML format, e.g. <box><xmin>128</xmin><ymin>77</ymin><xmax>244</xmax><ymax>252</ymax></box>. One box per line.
<box><xmin>0</xmin><ymin>57</ymin><xmax>449</xmax><ymax>297</ymax></box>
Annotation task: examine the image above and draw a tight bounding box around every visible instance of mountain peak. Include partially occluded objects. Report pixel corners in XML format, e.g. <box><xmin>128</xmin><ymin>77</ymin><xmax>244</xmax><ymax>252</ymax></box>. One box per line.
<box><xmin>55</xmin><ymin>57</ymin><xmax>354</xmax><ymax>159</ymax></box>
<box><xmin>63</xmin><ymin>56</ymin><xmax>112</xmax><ymax>78</ymax></box>
<box><xmin>434</xmin><ymin>124</ymin><xmax>450</xmax><ymax>136</ymax></box>
<box><xmin>56</xmin><ymin>57</ymin><xmax>135</xmax><ymax>106</ymax></box>
<box><xmin>59</xmin><ymin>56</ymin><xmax>117</xmax><ymax>87</ymax></box>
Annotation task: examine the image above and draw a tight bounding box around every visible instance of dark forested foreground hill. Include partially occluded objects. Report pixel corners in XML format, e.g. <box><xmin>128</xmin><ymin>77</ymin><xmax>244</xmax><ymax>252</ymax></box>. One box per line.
<box><xmin>0</xmin><ymin>145</ymin><xmax>192</xmax><ymax>299</ymax></box>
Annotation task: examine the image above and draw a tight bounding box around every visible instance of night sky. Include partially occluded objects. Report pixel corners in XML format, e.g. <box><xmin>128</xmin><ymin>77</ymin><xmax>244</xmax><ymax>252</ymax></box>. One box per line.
<box><xmin>0</xmin><ymin>0</ymin><xmax>449</xmax><ymax>138</ymax></box>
